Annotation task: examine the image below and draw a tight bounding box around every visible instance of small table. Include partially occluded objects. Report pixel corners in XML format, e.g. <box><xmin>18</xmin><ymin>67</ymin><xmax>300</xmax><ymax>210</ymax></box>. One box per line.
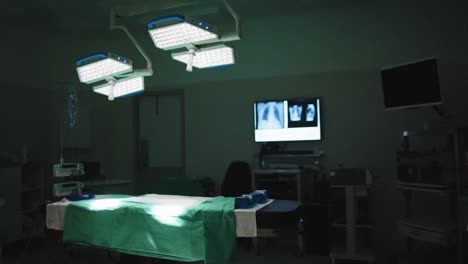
<box><xmin>254</xmin><ymin>199</ymin><xmax>303</xmax><ymax>256</ymax></box>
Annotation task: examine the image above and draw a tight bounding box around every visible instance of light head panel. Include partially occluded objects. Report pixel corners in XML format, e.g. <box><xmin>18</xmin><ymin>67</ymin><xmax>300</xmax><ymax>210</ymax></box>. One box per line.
<box><xmin>93</xmin><ymin>76</ymin><xmax>144</xmax><ymax>100</ymax></box>
<box><xmin>147</xmin><ymin>15</ymin><xmax>218</xmax><ymax>50</ymax></box>
<box><xmin>171</xmin><ymin>44</ymin><xmax>234</xmax><ymax>69</ymax></box>
<box><xmin>76</xmin><ymin>52</ymin><xmax>133</xmax><ymax>84</ymax></box>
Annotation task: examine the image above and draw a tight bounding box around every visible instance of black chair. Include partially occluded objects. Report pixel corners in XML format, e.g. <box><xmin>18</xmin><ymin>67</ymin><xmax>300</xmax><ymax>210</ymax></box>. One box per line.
<box><xmin>221</xmin><ymin>161</ymin><xmax>252</xmax><ymax>197</ymax></box>
<box><xmin>220</xmin><ymin>161</ymin><xmax>253</xmax><ymax>251</ymax></box>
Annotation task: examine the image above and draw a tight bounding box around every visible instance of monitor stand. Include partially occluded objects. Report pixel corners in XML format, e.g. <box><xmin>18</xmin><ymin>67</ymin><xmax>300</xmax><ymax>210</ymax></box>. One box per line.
<box><xmin>260</xmin><ymin>142</ymin><xmax>280</xmax><ymax>155</ymax></box>
<box><xmin>425</xmin><ymin>104</ymin><xmax>454</xmax><ymax>131</ymax></box>
<box><xmin>432</xmin><ymin>105</ymin><xmax>446</xmax><ymax>118</ymax></box>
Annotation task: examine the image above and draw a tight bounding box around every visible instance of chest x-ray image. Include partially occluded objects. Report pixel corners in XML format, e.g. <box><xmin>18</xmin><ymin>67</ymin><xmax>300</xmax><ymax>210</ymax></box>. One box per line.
<box><xmin>288</xmin><ymin>105</ymin><xmax>302</xmax><ymax>121</ymax></box>
<box><xmin>256</xmin><ymin>102</ymin><xmax>284</xmax><ymax>129</ymax></box>
<box><xmin>306</xmin><ymin>104</ymin><xmax>316</xmax><ymax>121</ymax></box>
<box><xmin>287</xmin><ymin>99</ymin><xmax>318</xmax><ymax>128</ymax></box>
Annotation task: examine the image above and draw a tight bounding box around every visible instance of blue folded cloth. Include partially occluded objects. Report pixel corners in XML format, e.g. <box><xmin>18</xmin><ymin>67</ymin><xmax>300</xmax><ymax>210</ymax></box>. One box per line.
<box><xmin>235</xmin><ymin>195</ymin><xmax>255</xmax><ymax>209</ymax></box>
<box><xmin>68</xmin><ymin>193</ymin><xmax>95</xmax><ymax>201</ymax></box>
<box><xmin>252</xmin><ymin>190</ymin><xmax>268</xmax><ymax>204</ymax></box>
<box><xmin>235</xmin><ymin>190</ymin><xmax>269</xmax><ymax>209</ymax></box>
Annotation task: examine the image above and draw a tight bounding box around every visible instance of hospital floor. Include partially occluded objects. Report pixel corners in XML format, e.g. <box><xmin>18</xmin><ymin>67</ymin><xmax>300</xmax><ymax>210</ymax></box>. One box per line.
<box><xmin>2</xmin><ymin>237</ymin><xmax>329</xmax><ymax>264</ymax></box>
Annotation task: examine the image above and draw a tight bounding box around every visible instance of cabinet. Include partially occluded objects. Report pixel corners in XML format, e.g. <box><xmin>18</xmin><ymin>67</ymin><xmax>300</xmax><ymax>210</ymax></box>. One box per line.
<box><xmin>397</xmin><ymin>183</ymin><xmax>458</xmax><ymax>263</ymax></box>
<box><xmin>396</xmin><ymin>128</ymin><xmax>461</xmax><ymax>263</ymax></box>
<box><xmin>253</xmin><ymin>169</ymin><xmax>301</xmax><ymax>201</ymax></box>
<box><xmin>0</xmin><ymin>167</ymin><xmax>21</xmax><ymax>243</ymax></box>
<box><xmin>253</xmin><ymin>152</ymin><xmax>329</xmax><ymax>256</ymax></box>
<box><xmin>456</xmin><ymin>127</ymin><xmax>468</xmax><ymax>264</ymax></box>
<box><xmin>330</xmin><ymin>184</ymin><xmax>374</xmax><ymax>264</ymax></box>
<box><xmin>0</xmin><ymin>161</ymin><xmax>47</xmax><ymax>244</ymax></box>
<box><xmin>20</xmin><ymin>162</ymin><xmax>47</xmax><ymax>238</ymax></box>
<box><xmin>253</xmin><ymin>152</ymin><xmax>323</xmax><ymax>202</ymax></box>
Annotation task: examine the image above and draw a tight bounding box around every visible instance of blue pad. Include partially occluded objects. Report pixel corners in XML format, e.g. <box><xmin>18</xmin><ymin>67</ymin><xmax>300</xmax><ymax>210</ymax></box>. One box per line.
<box><xmin>235</xmin><ymin>196</ymin><xmax>255</xmax><ymax>209</ymax></box>
<box><xmin>68</xmin><ymin>193</ymin><xmax>95</xmax><ymax>201</ymax></box>
<box><xmin>252</xmin><ymin>190</ymin><xmax>268</xmax><ymax>204</ymax></box>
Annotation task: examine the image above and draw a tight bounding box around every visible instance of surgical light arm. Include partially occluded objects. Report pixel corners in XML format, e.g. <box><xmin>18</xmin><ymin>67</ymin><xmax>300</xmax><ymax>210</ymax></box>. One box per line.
<box><xmin>88</xmin><ymin>9</ymin><xmax>153</xmax><ymax>101</ymax></box>
<box><xmin>112</xmin><ymin>0</ymin><xmax>239</xmax><ymax>74</ymax></box>
<box><xmin>113</xmin><ymin>0</ymin><xmax>241</xmax><ymax>45</ymax></box>
<box><xmin>219</xmin><ymin>0</ymin><xmax>241</xmax><ymax>42</ymax></box>
<box><xmin>110</xmin><ymin>8</ymin><xmax>153</xmax><ymax>78</ymax></box>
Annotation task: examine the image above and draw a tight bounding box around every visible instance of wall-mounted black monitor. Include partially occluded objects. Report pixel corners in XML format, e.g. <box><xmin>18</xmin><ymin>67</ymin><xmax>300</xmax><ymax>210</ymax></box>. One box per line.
<box><xmin>253</xmin><ymin>98</ymin><xmax>321</xmax><ymax>142</ymax></box>
<box><xmin>381</xmin><ymin>57</ymin><xmax>442</xmax><ymax>110</ymax></box>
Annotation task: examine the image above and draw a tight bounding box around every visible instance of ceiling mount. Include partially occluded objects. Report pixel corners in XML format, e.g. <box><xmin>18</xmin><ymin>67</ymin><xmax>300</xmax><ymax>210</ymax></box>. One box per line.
<box><xmin>146</xmin><ymin>0</ymin><xmax>240</xmax><ymax>71</ymax></box>
<box><xmin>75</xmin><ymin>0</ymin><xmax>240</xmax><ymax>100</ymax></box>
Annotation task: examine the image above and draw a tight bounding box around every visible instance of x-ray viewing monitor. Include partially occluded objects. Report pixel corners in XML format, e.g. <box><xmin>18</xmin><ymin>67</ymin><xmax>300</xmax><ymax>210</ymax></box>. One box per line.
<box><xmin>254</xmin><ymin>98</ymin><xmax>321</xmax><ymax>142</ymax></box>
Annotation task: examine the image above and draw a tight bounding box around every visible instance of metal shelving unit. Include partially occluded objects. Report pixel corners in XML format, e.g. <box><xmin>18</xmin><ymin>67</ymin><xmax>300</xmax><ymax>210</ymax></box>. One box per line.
<box><xmin>397</xmin><ymin>182</ymin><xmax>458</xmax><ymax>264</ymax></box>
<box><xmin>330</xmin><ymin>184</ymin><xmax>374</xmax><ymax>264</ymax></box>
<box><xmin>396</xmin><ymin>127</ymin><xmax>461</xmax><ymax>264</ymax></box>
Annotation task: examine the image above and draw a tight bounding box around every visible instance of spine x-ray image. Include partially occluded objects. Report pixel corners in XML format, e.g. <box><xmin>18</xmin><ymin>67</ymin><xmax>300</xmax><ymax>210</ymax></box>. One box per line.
<box><xmin>287</xmin><ymin>99</ymin><xmax>318</xmax><ymax>127</ymax></box>
<box><xmin>256</xmin><ymin>102</ymin><xmax>284</xmax><ymax>129</ymax></box>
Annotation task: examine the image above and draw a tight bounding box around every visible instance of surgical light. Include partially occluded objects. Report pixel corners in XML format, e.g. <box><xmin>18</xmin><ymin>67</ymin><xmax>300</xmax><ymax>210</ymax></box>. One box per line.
<box><xmin>147</xmin><ymin>15</ymin><xmax>218</xmax><ymax>50</ymax></box>
<box><xmin>93</xmin><ymin>76</ymin><xmax>144</xmax><ymax>101</ymax></box>
<box><xmin>171</xmin><ymin>44</ymin><xmax>234</xmax><ymax>70</ymax></box>
<box><xmin>76</xmin><ymin>53</ymin><xmax>133</xmax><ymax>84</ymax></box>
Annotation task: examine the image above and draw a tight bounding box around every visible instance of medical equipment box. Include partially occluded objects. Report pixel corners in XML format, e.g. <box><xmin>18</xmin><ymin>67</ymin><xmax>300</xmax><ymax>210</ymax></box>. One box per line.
<box><xmin>53</xmin><ymin>163</ymin><xmax>85</xmax><ymax>177</ymax></box>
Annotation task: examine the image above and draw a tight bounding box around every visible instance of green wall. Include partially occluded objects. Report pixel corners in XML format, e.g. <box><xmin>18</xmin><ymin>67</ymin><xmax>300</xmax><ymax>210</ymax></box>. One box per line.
<box><xmin>0</xmin><ymin>85</ymin><xmax>57</xmax><ymax>161</ymax></box>
<box><xmin>45</xmin><ymin>90</ymin><xmax>137</xmax><ymax>183</ymax></box>
<box><xmin>0</xmin><ymin>86</ymin><xmax>136</xmax><ymax>191</ymax></box>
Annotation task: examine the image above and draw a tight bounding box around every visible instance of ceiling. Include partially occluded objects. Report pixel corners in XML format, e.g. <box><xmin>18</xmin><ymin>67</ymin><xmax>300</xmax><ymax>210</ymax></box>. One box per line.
<box><xmin>1</xmin><ymin>0</ymin><xmax>379</xmax><ymax>31</ymax></box>
<box><xmin>1</xmin><ymin>0</ymin><xmax>465</xmax><ymax>89</ymax></box>
<box><xmin>2</xmin><ymin>0</ymin><xmax>463</xmax><ymax>32</ymax></box>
